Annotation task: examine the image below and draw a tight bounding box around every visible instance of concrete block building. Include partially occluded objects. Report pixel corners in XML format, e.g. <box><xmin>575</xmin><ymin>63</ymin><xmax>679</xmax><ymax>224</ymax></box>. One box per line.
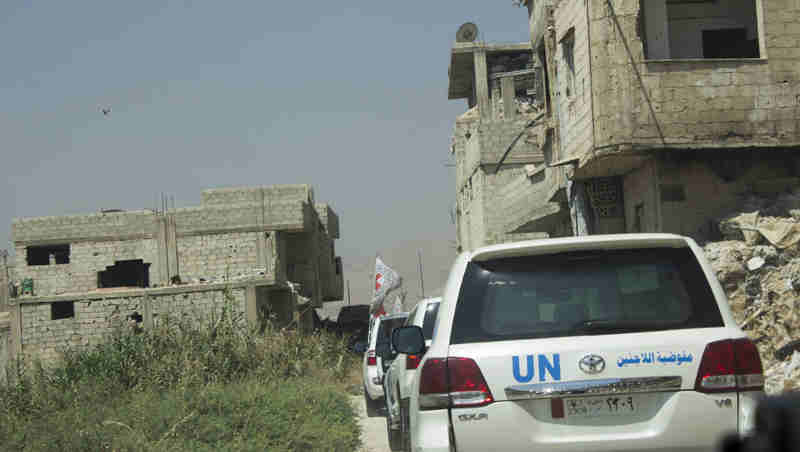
<box><xmin>3</xmin><ymin>184</ymin><xmax>343</xmax><ymax>363</ymax></box>
<box><xmin>451</xmin><ymin>0</ymin><xmax>800</xmax><ymax>249</ymax></box>
<box><xmin>449</xmin><ymin>42</ymin><xmax>571</xmax><ymax>251</ymax></box>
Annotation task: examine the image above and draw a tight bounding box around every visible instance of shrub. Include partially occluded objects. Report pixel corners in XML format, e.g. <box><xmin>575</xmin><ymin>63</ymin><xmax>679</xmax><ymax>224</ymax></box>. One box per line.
<box><xmin>0</xmin><ymin>288</ymin><xmax>362</xmax><ymax>452</ymax></box>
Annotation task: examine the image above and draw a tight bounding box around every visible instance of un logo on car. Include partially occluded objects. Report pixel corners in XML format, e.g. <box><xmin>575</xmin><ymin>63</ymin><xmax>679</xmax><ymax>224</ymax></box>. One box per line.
<box><xmin>579</xmin><ymin>354</ymin><xmax>606</xmax><ymax>375</ymax></box>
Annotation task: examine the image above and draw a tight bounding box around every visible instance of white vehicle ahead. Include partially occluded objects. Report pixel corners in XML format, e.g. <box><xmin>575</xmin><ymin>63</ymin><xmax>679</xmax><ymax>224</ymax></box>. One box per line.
<box><xmin>383</xmin><ymin>297</ymin><xmax>441</xmax><ymax>450</ymax></box>
<box><xmin>363</xmin><ymin>312</ymin><xmax>409</xmax><ymax>417</ymax></box>
<box><xmin>392</xmin><ymin>234</ymin><xmax>764</xmax><ymax>452</ymax></box>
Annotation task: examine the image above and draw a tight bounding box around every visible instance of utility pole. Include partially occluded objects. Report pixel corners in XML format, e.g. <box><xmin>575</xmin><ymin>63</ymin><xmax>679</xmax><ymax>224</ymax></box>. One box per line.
<box><xmin>418</xmin><ymin>249</ymin><xmax>425</xmax><ymax>299</ymax></box>
<box><xmin>347</xmin><ymin>280</ymin><xmax>351</xmax><ymax>305</ymax></box>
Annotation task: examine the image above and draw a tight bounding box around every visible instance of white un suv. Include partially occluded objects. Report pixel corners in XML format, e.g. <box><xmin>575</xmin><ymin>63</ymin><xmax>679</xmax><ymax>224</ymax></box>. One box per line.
<box><xmin>363</xmin><ymin>312</ymin><xmax>409</xmax><ymax>417</ymax></box>
<box><xmin>392</xmin><ymin>234</ymin><xmax>764</xmax><ymax>452</ymax></box>
<box><xmin>384</xmin><ymin>297</ymin><xmax>441</xmax><ymax>450</ymax></box>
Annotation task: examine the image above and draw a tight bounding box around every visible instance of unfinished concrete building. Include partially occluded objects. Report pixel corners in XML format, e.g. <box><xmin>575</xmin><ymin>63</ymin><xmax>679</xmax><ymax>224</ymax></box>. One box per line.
<box><xmin>449</xmin><ymin>41</ymin><xmax>571</xmax><ymax>251</ymax></box>
<box><xmin>452</xmin><ymin>0</ymin><xmax>800</xmax><ymax>249</ymax></box>
<box><xmin>4</xmin><ymin>185</ymin><xmax>343</xmax><ymax>363</ymax></box>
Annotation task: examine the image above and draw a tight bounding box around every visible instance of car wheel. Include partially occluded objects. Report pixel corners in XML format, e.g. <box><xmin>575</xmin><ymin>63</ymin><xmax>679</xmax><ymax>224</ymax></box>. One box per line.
<box><xmin>386</xmin><ymin>416</ymin><xmax>403</xmax><ymax>451</ymax></box>
<box><xmin>400</xmin><ymin>398</ymin><xmax>411</xmax><ymax>452</ymax></box>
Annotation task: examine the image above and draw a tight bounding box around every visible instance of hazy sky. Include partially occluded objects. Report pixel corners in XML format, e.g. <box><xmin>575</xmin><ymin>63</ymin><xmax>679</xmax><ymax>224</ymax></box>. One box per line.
<box><xmin>1</xmin><ymin>1</ymin><xmax>530</xmax><ymax>303</ymax></box>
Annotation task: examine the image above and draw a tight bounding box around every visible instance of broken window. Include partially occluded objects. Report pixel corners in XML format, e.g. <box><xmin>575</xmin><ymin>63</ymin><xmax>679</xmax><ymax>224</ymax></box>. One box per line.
<box><xmin>26</xmin><ymin>244</ymin><xmax>70</xmax><ymax>266</ymax></box>
<box><xmin>51</xmin><ymin>301</ymin><xmax>75</xmax><ymax>320</ymax></box>
<box><xmin>486</xmin><ymin>50</ymin><xmax>538</xmax><ymax>105</ymax></box>
<box><xmin>98</xmin><ymin>260</ymin><xmax>150</xmax><ymax>288</ymax></box>
<box><xmin>561</xmin><ymin>29</ymin><xmax>576</xmax><ymax>98</ymax></box>
<box><xmin>537</xmin><ymin>43</ymin><xmax>552</xmax><ymax>114</ymax></box>
<box><xmin>642</xmin><ymin>0</ymin><xmax>760</xmax><ymax>59</ymax></box>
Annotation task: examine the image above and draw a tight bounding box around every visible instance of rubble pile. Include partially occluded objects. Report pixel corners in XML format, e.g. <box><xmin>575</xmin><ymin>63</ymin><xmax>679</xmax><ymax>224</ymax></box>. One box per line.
<box><xmin>703</xmin><ymin>189</ymin><xmax>800</xmax><ymax>394</ymax></box>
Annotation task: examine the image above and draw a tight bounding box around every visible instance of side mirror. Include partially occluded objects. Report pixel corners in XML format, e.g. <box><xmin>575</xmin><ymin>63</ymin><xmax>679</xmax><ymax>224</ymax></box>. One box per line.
<box><xmin>375</xmin><ymin>341</ymin><xmax>393</xmax><ymax>360</ymax></box>
<box><xmin>392</xmin><ymin>326</ymin><xmax>425</xmax><ymax>355</ymax></box>
<box><xmin>353</xmin><ymin>341</ymin><xmax>367</xmax><ymax>354</ymax></box>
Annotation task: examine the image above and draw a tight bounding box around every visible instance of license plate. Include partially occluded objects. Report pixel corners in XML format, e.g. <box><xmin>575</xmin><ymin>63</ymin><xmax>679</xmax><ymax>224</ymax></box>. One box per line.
<box><xmin>563</xmin><ymin>395</ymin><xmax>638</xmax><ymax>418</ymax></box>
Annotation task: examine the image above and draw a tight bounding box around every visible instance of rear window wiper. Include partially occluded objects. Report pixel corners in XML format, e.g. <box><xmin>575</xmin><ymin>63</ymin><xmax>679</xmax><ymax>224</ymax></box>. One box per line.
<box><xmin>572</xmin><ymin>318</ymin><xmax>689</xmax><ymax>333</ymax></box>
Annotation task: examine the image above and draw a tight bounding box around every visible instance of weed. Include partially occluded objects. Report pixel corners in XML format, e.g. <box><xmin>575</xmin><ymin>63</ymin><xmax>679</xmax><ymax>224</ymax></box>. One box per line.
<box><xmin>0</xmin><ymin>287</ymin><xmax>362</xmax><ymax>452</ymax></box>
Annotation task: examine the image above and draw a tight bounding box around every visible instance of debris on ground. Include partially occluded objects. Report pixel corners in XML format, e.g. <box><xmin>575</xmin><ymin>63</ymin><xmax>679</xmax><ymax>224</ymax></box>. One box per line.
<box><xmin>704</xmin><ymin>189</ymin><xmax>800</xmax><ymax>394</ymax></box>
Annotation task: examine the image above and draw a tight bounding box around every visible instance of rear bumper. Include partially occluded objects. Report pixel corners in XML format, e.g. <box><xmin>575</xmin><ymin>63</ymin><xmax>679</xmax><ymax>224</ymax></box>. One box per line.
<box><xmin>448</xmin><ymin>390</ymin><xmax>740</xmax><ymax>452</ymax></box>
<box><xmin>364</xmin><ymin>367</ymin><xmax>384</xmax><ymax>400</ymax></box>
<box><xmin>411</xmin><ymin>409</ymin><xmax>451</xmax><ymax>452</ymax></box>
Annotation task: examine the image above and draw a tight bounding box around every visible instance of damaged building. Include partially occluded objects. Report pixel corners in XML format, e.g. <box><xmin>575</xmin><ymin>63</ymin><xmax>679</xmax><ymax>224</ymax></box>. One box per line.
<box><xmin>450</xmin><ymin>40</ymin><xmax>571</xmax><ymax>251</ymax></box>
<box><xmin>451</xmin><ymin>0</ymin><xmax>800</xmax><ymax>250</ymax></box>
<box><xmin>3</xmin><ymin>184</ymin><xmax>343</xmax><ymax>363</ymax></box>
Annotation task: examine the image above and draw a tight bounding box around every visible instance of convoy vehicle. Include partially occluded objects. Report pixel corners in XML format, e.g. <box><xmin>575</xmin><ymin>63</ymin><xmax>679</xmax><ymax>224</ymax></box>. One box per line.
<box><xmin>362</xmin><ymin>312</ymin><xmax>409</xmax><ymax>417</ymax></box>
<box><xmin>392</xmin><ymin>234</ymin><xmax>764</xmax><ymax>452</ymax></box>
<box><xmin>383</xmin><ymin>297</ymin><xmax>441</xmax><ymax>450</ymax></box>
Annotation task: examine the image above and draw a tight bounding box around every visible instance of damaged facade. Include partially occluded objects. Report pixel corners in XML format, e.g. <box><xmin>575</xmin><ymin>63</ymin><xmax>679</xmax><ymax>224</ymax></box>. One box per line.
<box><xmin>450</xmin><ymin>42</ymin><xmax>571</xmax><ymax>251</ymax></box>
<box><xmin>3</xmin><ymin>184</ymin><xmax>343</xmax><ymax>363</ymax></box>
<box><xmin>452</xmin><ymin>0</ymin><xmax>800</xmax><ymax>250</ymax></box>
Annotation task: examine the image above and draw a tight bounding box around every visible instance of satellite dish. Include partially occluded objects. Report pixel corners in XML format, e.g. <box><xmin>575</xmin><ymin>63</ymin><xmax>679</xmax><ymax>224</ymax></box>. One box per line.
<box><xmin>456</xmin><ymin>23</ymin><xmax>479</xmax><ymax>43</ymax></box>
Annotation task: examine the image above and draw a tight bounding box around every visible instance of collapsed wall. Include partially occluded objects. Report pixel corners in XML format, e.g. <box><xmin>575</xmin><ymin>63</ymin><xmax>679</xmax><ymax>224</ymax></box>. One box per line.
<box><xmin>702</xmin><ymin>188</ymin><xmax>800</xmax><ymax>393</ymax></box>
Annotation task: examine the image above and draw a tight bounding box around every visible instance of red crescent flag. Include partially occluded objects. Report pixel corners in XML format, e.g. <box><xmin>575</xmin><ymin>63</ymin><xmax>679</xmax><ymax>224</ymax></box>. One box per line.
<box><xmin>371</xmin><ymin>256</ymin><xmax>401</xmax><ymax>314</ymax></box>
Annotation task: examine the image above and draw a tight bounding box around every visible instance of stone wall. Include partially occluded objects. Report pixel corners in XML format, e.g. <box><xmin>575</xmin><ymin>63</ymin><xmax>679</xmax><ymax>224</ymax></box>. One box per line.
<box><xmin>11</xmin><ymin>210</ymin><xmax>157</xmax><ymax>245</ymax></box>
<box><xmin>14</xmin><ymin>238</ymin><xmax>160</xmax><ymax>297</ymax></box>
<box><xmin>553</xmin><ymin>0</ymin><xmax>595</xmax><ymax>162</ymax></box>
<box><xmin>18</xmin><ymin>286</ymin><xmax>246</xmax><ymax>363</ymax></box>
<box><xmin>589</xmin><ymin>0</ymin><xmax>800</xmax><ymax>152</ymax></box>
<box><xmin>151</xmin><ymin>287</ymin><xmax>247</xmax><ymax>327</ymax></box>
<box><xmin>656</xmin><ymin>152</ymin><xmax>800</xmax><ymax>241</ymax></box>
<box><xmin>201</xmin><ymin>185</ymin><xmax>313</xmax><ymax>207</ymax></box>
<box><xmin>315</xmin><ymin>204</ymin><xmax>340</xmax><ymax>240</ymax></box>
<box><xmin>285</xmin><ymin>231</ymin><xmax>322</xmax><ymax>306</ymax></box>
<box><xmin>316</xmin><ymin>232</ymin><xmax>343</xmax><ymax>301</ymax></box>
<box><xmin>458</xmin><ymin>117</ymin><xmax>544</xmax><ymax>190</ymax></box>
<box><xmin>176</xmin><ymin>232</ymin><xmax>260</xmax><ymax>282</ymax></box>
<box><xmin>173</xmin><ymin>202</ymin><xmax>307</xmax><ymax>235</ymax></box>
<box><xmin>453</xmin><ymin>103</ymin><xmax>558</xmax><ymax>250</ymax></box>
<box><xmin>10</xmin><ymin>185</ymin><xmax>343</xmax><ymax>307</ymax></box>
<box><xmin>622</xmin><ymin>159</ymin><xmax>661</xmax><ymax>233</ymax></box>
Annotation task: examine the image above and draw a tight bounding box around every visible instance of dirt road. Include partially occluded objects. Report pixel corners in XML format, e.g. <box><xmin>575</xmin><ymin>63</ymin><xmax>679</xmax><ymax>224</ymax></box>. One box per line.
<box><xmin>351</xmin><ymin>395</ymin><xmax>391</xmax><ymax>452</ymax></box>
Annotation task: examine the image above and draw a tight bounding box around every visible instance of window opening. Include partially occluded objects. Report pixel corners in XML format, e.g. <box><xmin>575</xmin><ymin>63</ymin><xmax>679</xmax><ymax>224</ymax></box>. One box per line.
<box><xmin>561</xmin><ymin>29</ymin><xmax>575</xmax><ymax>98</ymax></box>
<box><xmin>702</xmin><ymin>28</ymin><xmax>757</xmax><ymax>58</ymax></box>
<box><xmin>537</xmin><ymin>43</ymin><xmax>552</xmax><ymax>114</ymax></box>
<box><xmin>642</xmin><ymin>0</ymin><xmax>760</xmax><ymax>59</ymax></box>
<box><xmin>51</xmin><ymin>301</ymin><xmax>75</xmax><ymax>320</ymax></box>
<box><xmin>98</xmin><ymin>260</ymin><xmax>150</xmax><ymax>288</ymax></box>
<box><xmin>27</xmin><ymin>244</ymin><xmax>70</xmax><ymax>266</ymax></box>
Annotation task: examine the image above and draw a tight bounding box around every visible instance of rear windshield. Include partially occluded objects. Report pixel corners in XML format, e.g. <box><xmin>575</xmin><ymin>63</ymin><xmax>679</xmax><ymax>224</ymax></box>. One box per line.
<box><xmin>422</xmin><ymin>302</ymin><xmax>440</xmax><ymax>340</ymax></box>
<box><xmin>451</xmin><ymin>247</ymin><xmax>723</xmax><ymax>344</ymax></box>
<box><xmin>376</xmin><ymin>316</ymin><xmax>408</xmax><ymax>345</ymax></box>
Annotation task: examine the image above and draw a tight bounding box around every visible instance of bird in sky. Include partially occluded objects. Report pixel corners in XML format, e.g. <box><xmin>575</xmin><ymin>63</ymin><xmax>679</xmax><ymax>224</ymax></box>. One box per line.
<box><xmin>100</xmin><ymin>106</ymin><xmax>111</xmax><ymax>116</ymax></box>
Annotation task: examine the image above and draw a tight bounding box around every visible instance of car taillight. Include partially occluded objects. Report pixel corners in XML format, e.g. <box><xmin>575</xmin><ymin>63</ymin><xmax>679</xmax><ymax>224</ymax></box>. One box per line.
<box><xmin>406</xmin><ymin>354</ymin><xmax>422</xmax><ymax>370</ymax></box>
<box><xmin>367</xmin><ymin>350</ymin><xmax>377</xmax><ymax>366</ymax></box>
<box><xmin>695</xmin><ymin>338</ymin><xmax>764</xmax><ymax>393</ymax></box>
<box><xmin>419</xmin><ymin>357</ymin><xmax>494</xmax><ymax>410</ymax></box>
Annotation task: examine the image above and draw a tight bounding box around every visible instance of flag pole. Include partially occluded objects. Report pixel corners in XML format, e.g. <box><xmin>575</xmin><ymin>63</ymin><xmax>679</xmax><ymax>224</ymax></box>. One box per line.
<box><xmin>418</xmin><ymin>249</ymin><xmax>425</xmax><ymax>299</ymax></box>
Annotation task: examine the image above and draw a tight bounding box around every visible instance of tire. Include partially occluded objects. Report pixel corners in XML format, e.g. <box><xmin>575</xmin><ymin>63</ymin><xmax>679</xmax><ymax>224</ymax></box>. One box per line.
<box><xmin>364</xmin><ymin>387</ymin><xmax>382</xmax><ymax>418</ymax></box>
<box><xmin>400</xmin><ymin>398</ymin><xmax>411</xmax><ymax>452</ymax></box>
<box><xmin>387</xmin><ymin>417</ymin><xmax>403</xmax><ymax>451</ymax></box>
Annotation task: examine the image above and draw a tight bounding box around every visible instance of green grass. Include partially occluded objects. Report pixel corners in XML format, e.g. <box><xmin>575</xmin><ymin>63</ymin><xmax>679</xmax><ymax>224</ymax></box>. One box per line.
<box><xmin>0</xmin><ymin>290</ymin><xmax>362</xmax><ymax>452</ymax></box>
